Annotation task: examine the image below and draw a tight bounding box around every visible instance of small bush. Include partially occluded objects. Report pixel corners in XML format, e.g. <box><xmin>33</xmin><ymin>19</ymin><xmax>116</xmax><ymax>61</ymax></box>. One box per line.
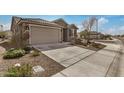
<box><xmin>3</xmin><ymin>48</ymin><xmax>25</xmax><ymax>59</ymax></box>
<box><xmin>70</xmin><ymin>37</ymin><xmax>76</xmax><ymax>45</ymax></box>
<box><xmin>30</xmin><ymin>50</ymin><xmax>40</xmax><ymax>57</ymax></box>
<box><xmin>91</xmin><ymin>42</ymin><xmax>105</xmax><ymax>49</ymax></box>
<box><xmin>92</xmin><ymin>42</ymin><xmax>99</xmax><ymax>48</ymax></box>
<box><xmin>5</xmin><ymin>64</ymin><xmax>32</xmax><ymax>77</ymax></box>
<box><xmin>23</xmin><ymin>47</ymin><xmax>32</xmax><ymax>54</ymax></box>
<box><xmin>109</xmin><ymin>37</ymin><xmax>113</xmax><ymax>40</ymax></box>
<box><xmin>75</xmin><ymin>39</ymin><xmax>82</xmax><ymax>45</ymax></box>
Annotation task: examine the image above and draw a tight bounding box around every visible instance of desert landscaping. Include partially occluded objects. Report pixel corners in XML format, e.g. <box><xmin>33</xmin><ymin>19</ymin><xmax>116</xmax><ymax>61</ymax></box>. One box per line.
<box><xmin>0</xmin><ymin>15</ymin><xmax>124</xmax><ymax>77</ymax></box>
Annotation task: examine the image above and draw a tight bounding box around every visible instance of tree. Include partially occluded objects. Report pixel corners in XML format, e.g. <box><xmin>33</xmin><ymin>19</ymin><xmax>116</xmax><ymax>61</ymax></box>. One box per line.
<box><xmin>80</xmin><ymin>29</ymin><xmax>88</xmax><ymax>39</ymax></box>
<box><xmin>82</xmin><ymin>16</ymin><xmax>97</xmax><ymax>44</ymax></box>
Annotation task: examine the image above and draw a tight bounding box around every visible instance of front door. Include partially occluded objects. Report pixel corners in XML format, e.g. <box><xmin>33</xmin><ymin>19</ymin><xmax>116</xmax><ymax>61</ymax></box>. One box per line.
<box><xmin>63</xmin><ymin>29</ymin><xmax>68</xmax><ymax>42</ymax></box>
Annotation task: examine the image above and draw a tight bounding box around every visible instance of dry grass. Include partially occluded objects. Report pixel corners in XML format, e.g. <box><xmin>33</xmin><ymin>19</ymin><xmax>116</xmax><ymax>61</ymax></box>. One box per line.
<box><xmin>0</xmin><ymin>53</ymin><xmax>65</xmax><ymax>77</ymax></box>
<box><xmin>0</xmin><ymin>40</ymin><xmax>15</xmax><ymax>50</ymax></box>
<box><xmin>76</xmin><ymin>42</ymin><xmax>106</xmax><ymax>51</ymax></box>
<box><xmin>0</xmin><ymin>40</ymin><xmax>65</xmax><ymax>77</ymax></box>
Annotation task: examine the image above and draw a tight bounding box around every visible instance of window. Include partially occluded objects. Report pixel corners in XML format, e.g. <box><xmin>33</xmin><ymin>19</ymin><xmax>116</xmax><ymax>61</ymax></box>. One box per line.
<box><xmin>25</xmin><ymin>26</ymin><xmax>29</xmax><ymax>30</ymax></box>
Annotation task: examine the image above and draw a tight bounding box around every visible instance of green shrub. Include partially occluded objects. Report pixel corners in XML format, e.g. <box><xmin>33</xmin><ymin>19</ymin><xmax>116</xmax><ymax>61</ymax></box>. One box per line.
<box><xmin>23</xmin><ymin>47</ymin><xmax>32</xmax><ymax>54</ymax></box>
<box><xmin>5</xmin><ymin>64</ymin><xmax>32</xmax><ymax>77</ymax></box>
<box><xmin>30</xmin><ymin>50</ymin><xmax>40</xmax><ymax>57</ymax></box>
<box><xmin>3</xmin><ymin>48</ymin><xmax>25</xmax><ymax>59</ymax></box>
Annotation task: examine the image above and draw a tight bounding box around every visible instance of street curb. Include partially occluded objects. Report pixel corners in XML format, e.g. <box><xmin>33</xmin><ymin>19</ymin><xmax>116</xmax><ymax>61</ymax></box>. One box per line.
<box><xmin>105</xmin><ymin>39</ymin><xmax>122</xmax><ymax>77</ymax></box>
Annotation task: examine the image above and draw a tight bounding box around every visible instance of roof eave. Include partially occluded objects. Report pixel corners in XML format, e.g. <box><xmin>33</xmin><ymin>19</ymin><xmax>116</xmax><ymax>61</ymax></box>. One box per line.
<box><xmin>18</xmin><ymin>20</ymin><xmax>62</xmax><ymax>28</ymax></box>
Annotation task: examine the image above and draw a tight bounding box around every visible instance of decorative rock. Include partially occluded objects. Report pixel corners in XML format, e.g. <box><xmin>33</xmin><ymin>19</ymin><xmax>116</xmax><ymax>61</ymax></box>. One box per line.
<box><xmin>32</xmin><ymin>65</ymin><xmax>45</xmax><ymax>73</ymax></box>
<box><xmin>30</xmin><ymin>50</ymin><xmax>34</xmax><ymax>53</ymax></box>
<box><xmin>14</xmin><ymin>63</ymin><xmax>21</xmax><ymax>67</ymax></box>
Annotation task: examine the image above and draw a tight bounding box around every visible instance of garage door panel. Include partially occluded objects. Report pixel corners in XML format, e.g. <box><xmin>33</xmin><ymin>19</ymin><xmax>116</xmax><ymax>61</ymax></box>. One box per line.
<box><xmin>30</xmin><ymin>26</ymin><xmax>61</xmax><ymax>45</ymax></box>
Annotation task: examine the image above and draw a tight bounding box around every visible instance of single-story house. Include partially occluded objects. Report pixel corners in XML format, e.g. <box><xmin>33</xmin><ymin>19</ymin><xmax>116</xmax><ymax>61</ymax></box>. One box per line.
<box><xmin>89</xmin><ymin>31</ymin><xmax>104</xmax><ymax>39</ymax></box>
<box><xmin>11</xmin><ymin>16</ymin><xmax>78</xmax><ymax>47</ymax></box>
<box><xmin>80</xmin><ymin>31</ymin><xmax>104</xmax><ymax>40</ymax></box>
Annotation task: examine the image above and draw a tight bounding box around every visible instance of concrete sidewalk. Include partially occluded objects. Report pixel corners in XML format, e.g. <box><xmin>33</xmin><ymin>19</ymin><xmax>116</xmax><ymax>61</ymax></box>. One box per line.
<box><xmin>52</xmin><ymin>39</ymin><xmax>121</xmax><ymax>77</ymax></box>
<box><xmin>116</xmin><ymin>39</ymin><xmax>124</xmax><ymax>76</ymax></box>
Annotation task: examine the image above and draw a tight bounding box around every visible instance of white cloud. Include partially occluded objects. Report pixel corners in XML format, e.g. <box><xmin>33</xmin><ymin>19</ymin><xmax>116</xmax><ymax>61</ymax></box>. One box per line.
<box><xmin>104</xmin><ymin>25</ymin><xmax>124</xmax><ymax>35</ymax></box>
<box><xmin>97</xmin><ymin>17</ymin><xmax>109</xmax><ymax>33</ymax></box>
<box><xmin>107</xmin><ymin>28</ymin><xmax>116</xmax><ymax>35</ymax></box>
<box><xmin>118</xmin><ymin>26</ymin><xmax>124</xmax><ymax>31</ymax></box>
<box><xmin>77</xmin><ymin>24</ymin><xmax>83</xmax><ymax>32</ymax></box>
<box><xmin>117</xmin><ymin>26</ymin><xmax>124</xmax><ymax>35</ymax></box>
<box><xmin>98</xmin><ymin>17</ymin><xmax>109</xmax><ymax>25</ymax></box>
<box><xmin>2</xmin><ymin>23</ymin><xmax>11</xmax><ymax>31</ymax></box>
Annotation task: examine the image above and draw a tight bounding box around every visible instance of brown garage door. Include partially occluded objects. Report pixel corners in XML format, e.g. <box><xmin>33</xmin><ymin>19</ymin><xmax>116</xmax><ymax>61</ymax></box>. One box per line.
<box><xmin>30</xmin><ymin>25</ymin><xmax>62</xmax><ymax>45</ymax></box>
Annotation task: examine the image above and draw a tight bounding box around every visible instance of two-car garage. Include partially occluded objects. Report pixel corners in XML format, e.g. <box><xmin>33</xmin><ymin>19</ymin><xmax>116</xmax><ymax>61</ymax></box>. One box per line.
<box><xmin>29</xmin><ymin>24</ymin><xmax>62</xmax><ymax>45</ymax></box>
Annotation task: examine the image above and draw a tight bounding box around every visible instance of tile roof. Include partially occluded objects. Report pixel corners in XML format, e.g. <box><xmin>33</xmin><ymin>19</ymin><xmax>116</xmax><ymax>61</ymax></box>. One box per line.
<box><xmin>68</xmin><ymin>24</ymin><xmax>78</xmax><ymax>29</ymax></box>
<box><xmin>13</xmin><ymin>16</ymin><xmax>62</xmax><ymax>28</ymax></box>
<box><xmin>52</xmin><ymin>18</ymin><xmax>68</xmax><ymax>25</ymax></box>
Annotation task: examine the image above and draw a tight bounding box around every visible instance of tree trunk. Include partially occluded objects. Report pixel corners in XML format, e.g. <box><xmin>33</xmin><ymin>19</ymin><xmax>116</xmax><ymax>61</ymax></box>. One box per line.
<box><xmin>86</xmin><ymin>31</ymin><xmax>90</xmax><ymax>45</ymax></box>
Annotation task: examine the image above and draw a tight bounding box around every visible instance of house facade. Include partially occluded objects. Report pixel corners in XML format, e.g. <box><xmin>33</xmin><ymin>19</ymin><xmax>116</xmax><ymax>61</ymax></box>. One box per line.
<box><xmin>53</xmin><ymin>18</ymin><xmax>78</xmax><ymax>42</ymax></box>
<box><xmin>89</xmin><ymin>31</ymin><xmax>104</xmax><ymax>40</ymax></box>
<box><xmin>11</xmin><ymin>16</ymin><xmax>78</xmax><ymax>47</ymax></box>
<box><xmin>80</xmin><ymin>31</ymin><xmax>104</xmax><ymax>40</ymax></box>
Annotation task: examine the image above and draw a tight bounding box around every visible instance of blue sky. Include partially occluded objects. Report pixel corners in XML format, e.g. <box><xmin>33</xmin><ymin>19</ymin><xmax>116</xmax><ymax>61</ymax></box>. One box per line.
<box><xmin>0</xmin><ymin>15</ymin><xmax>124</xmax><ymax>35</ymax></box>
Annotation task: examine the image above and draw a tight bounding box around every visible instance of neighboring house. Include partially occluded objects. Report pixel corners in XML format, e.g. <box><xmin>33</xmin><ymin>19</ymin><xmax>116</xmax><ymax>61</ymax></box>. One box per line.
<box><xmin>80</xmin><ymin>31</ymin><xmax>104</xmax><ymax>40</ymax></box>
<box><xmin>0</xmin><ymin>25</ymin><xmax>3</xmax><ymax>32</ymax></box>
<box><xmin>11</xmin><ymin>16</ymin><xmax>78</xmax><ymax>47</ymax></box>
<box><xmin>89</xmin><ymin>31</ymin><xmax>104</xmax><ymax>40</ymax></box>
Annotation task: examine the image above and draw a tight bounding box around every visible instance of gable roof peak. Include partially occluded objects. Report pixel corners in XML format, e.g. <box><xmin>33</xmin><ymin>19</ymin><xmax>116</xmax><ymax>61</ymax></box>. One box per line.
<box><xmin>53</xmin><ymin>18</ymin><xmax>68</xmax><ymax>25</ymax></box>
<box><xmin>68</xmin><ymin>24</ymin><xmax>78</xmax><ymax>29</ymax></box>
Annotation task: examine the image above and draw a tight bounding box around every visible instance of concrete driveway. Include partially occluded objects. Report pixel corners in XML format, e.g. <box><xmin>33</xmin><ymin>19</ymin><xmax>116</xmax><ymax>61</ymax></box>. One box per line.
<box><xmin>42</xmin><ymin>46</ymin><xmax>95</xmax><ymax>67</ymax></box>
<box><xmin>37</xmin><ymin>39</ymin><xmax>121</xmax><ymax>77</ymax></box>
<box><xmin>52</xmin><ymin>40</ymin><xmax>121</xmax><ymax>77</ymax></box>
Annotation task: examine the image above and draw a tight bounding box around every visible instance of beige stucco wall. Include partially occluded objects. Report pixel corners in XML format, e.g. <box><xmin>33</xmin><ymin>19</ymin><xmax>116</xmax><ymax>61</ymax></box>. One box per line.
<box><xmin>29</xmin><ymin>25</ymin><xmax>62</xmax><ymax>45</ymax></box>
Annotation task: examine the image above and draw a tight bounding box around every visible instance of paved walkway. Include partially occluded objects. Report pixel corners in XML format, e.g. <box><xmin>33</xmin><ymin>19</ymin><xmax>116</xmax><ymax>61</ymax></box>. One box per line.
<box><xmin>51</xmin><ymin>39</ymin><xmax>121</xmax><ymax>77</ymax></box>
<box><xmin>116</xmin><ymin>39</ymin><xmax>124</xmax><ymax>76</ymax></box>
<box><xmin>0</xmin><ymin>46</ymin><xmax>6</xmax><ymax>76</ymax></box>
<box><xmin>0</xmin><ymin>46</ymin><xmax>6</xmax><ymax>64</ymax></box>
